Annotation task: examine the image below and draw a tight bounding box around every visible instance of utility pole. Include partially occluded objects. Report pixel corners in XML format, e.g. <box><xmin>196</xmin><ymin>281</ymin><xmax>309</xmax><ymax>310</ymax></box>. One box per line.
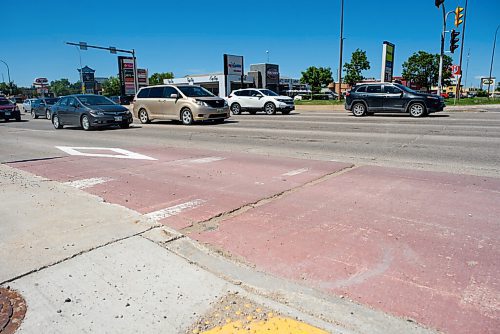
<box><xmin>337</xmin><ymin>0</ymin><xmax>344</xmax><ymax>101</ymax></box>
<box><xmin>455</xmin><ymin>0</ymin><xmax>468</xmax><ymax>101</ymax></box>
<box><xmin>487</xmin><ymin>25</ymin><xmax>500</xmax><ymax>98</ymax></box>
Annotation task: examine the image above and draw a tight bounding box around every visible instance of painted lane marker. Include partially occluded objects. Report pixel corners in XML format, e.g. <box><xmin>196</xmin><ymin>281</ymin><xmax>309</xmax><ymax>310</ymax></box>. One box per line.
<box><xmin>282</xmin><ymin>168</ymin><xmax>309</xmax><ymax>176</ymax></box>
<box><xmin>169</xmin><ymin>156</ymin><xmax>226</xmax><ymax>166</ymax></box>
<box><xmin>188</xmin><ymin>156</ymin><xmax>225</xmax><ymax>164</ymax></box>
<box><xmin>145</xmin><ymin>199</ymin><xmax>206</xmax><ymax>221</ymax></box>
<box><xmin>64</xmin><ymin>177</ymin><xmax>112</xmax><ymax>189</ymax></box>
<box><xmin>55</xmin><ymin>146</ymin><xmax>157</xmax><ymax>161</ymax></box>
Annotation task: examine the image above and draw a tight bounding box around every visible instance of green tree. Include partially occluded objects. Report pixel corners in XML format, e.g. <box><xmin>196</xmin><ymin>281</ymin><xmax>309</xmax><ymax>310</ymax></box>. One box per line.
<box><xmin>50</xmin><ymin>79</ymin><xmax>76</xmax><ymax>97</ymax></box>
<box><xmin>149</xmin><ymin>72</ymin><xmax>174</xmax><ymax>85</ymax></box>
<box><xmin>0</xmin><ymin>82</ymin><xmax>20</xmax><ymax>95</ymax></box>
<box><xmin>300</xmin><ymin>66</ymin><xmax>333</xmax><ymax>94</ymax></box>
<box><xmin>102</xmin><ymin>76</ymin><xmax>121</xmax><ymax>96</ymax></box>
<box><xmin>401</xmin><ymin>51</ymin><xmax>452</xmax><ymax>91</ymax></box>
<box><xmin>343</xmin><ymin>49</ymin><xmax>371</xmax><ymax>86</ymax></box>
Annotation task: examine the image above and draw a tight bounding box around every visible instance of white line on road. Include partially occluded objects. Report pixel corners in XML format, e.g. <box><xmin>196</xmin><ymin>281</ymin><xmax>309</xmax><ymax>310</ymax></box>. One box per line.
<box><xmin>64</xmin><ymin>177</ymin><xmax>112</xmax><ymax>189</ymax></box>
<box><xmin>55</xmin><ymin>146</ymin><xmax>157</xmax><ymax>161</ymax></box>
<box><xmin>145</xmin><ymin>199</ymin><xmax>206</xmax><ymax>221</ymax></box>
<box><xmin>282</xmin><ymin>168</ymin><xmax>309</xmax><ymax>176</ymax></box>
<box><xmin>169</xmin><ymin>156</ymin><xmax>226</xmax><ymax>165</ymax></box>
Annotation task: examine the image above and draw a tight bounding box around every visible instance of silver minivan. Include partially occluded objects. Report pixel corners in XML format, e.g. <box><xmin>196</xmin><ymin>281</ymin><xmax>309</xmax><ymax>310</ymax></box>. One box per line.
<box><xmin>132</xmin><ymin>85</ymin><xmax>229</xmax><ymax>125</ymax></box>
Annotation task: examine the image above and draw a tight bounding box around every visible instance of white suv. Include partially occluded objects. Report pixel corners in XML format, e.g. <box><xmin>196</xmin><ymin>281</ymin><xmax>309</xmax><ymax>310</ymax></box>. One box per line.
<box><xmin>227</xmin><ymin>88</ymin><xmax>294</xmax><ymax>115</ymax></box>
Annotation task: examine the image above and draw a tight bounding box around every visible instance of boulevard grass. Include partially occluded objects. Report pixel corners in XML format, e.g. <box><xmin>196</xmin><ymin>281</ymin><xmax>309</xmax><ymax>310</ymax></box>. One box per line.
<box><xmin>444</xmin><ymin>97</ymin><xmax>500</xmax><ymax>105</ymax></box>
<box><xmin>295</xmin><ymin>97</ymin><xmax>500</xmax><ymax>106</ymax></box>
<box><xmin>294</xmin><ymin>99</ymin><xmax>344</xmax><ymax>105</ymax></box>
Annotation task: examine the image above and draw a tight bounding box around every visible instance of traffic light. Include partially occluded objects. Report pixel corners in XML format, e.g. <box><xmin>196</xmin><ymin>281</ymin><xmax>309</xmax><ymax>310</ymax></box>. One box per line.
<box><xmin>435</xmin><ymin>0</ymin><xmax>444</xmax><ymax>8</ymax></box>
<box><xmin>450</xmin><ymin>29</ymin><xmax>460</xmax><ymax>53</ymax></box>
<box><xmin>454</xmin><ymin>7</ymin><xmax>464</xmax><ymax>27</ymax></box>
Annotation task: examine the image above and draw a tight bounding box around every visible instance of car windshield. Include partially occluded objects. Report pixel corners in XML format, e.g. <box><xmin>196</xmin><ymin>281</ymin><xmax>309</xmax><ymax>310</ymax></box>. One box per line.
<box><xmin>77</xmin><ymin>95</ymin><xmax>115</xmax><ymax>106</ymax></box>
<box><xmin>0</xmin><ymin>99</ymin><xmax>12</xmax><ymax>105</ymax></box>
<box><xmin>260</xmin><ymin>89</ymin><xmax>279</xmax><ymax>96</ymax></box>
<box><xmin>44</xmin><ymin>98</ymin><xmax>59</xmax><ymax>105</ymax></box>
<box><xmin>177</xmin><ymin>86</ymin><xmax>215</xmax><ymax>97</ymax></box>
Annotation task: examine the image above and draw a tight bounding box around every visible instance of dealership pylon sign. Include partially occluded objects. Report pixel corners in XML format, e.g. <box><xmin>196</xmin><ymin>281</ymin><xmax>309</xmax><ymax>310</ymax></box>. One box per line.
<box><xmin>380</xmin><ymin>41</ymin><xmax>395</xmax><ymax>82</ymax></box>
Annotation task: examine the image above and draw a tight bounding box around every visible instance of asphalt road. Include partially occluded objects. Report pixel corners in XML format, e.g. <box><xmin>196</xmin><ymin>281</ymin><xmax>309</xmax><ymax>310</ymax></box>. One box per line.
<box><xmin>1</xmin><ymin>108</ymin><xmax>500</xmax><ymax>177</ymax></box>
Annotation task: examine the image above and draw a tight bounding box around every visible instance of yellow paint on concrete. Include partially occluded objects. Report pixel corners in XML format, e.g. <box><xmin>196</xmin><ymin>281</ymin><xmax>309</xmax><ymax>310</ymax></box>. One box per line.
<box><xmin>200</xmin><ymin>316</ymin><xmax>328</xmax><ymax>334</ymax></box>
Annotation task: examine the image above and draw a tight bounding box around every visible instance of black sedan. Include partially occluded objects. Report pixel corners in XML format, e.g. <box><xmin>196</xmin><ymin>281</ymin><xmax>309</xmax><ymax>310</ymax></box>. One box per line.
<box><xmin>51</xmin><ymin>95</ymin><xmax>133</xmax><ymax>130</ymax></box>
<box><xmin>31</xmin><ymin>97</ymin><xmax>60</xmax><ymax>120</ymax></box>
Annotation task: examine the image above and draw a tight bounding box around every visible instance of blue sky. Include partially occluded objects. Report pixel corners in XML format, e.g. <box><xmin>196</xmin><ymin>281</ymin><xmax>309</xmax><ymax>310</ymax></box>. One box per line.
<box><xmin>1</xmin><ymin>0</ymin><xmax>499</xmax><ymax>88</ymax></box>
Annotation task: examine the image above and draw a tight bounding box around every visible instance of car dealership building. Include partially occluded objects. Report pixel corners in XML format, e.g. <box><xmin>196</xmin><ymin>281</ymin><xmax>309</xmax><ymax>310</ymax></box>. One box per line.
<box><xmin>163</xmin><ymin>54</ymin><xmax>304</xmax><ymax>98</ymax></box>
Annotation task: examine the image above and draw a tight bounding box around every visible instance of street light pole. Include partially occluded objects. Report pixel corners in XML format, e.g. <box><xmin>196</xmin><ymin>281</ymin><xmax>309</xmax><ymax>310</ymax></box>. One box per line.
<box><xmin>337</xmin><ymin>0</ymin><xmax>344</xmax><ymax>101</ymax></box>
<box><xmin>487</xmin><ymin>25</ymin><xmax>500</xmax><ymax>98</ymax></box>
<box><xmin>0</xmin><ymin>59</ymin><xmax>12</xmax><ymax>95</ymax></box>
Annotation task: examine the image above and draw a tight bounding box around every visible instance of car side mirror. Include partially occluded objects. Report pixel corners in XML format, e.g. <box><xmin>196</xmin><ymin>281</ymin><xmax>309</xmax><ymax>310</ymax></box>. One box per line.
<box><xmin>400</xmin><ymin>92</ymin><xmax>404</xmax><ymax>97</ymax></box>
<box><xmin>256</xmin><ymin>94</ymin><xmax>263</xmax><ymax>98</ymax></box>
<box><xmin>170</xmin><ymin>93</ymin><xmax>178</xmax><ymax>99</ymax></box>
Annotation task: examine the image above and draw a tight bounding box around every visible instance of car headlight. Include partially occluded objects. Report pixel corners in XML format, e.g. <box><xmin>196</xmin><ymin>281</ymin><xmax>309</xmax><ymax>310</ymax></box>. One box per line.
<box><xmin>194</xmin><ymin>100</ymin><xmax>208</xmax><ymax>107</ymax></box>
<box><xmin>223</xmin><ymin>100</ymin><xmax>228</xmax><ymax>107</ymax></box>
<box><xmin>426</xmin><ymin>96</ymin><xmax>439</xmax><ymax>100</ymax></box>
<box><xmin>90</xmin><ymin>110</ymin><xmax>104</xmax><ymax>116</ymax></box>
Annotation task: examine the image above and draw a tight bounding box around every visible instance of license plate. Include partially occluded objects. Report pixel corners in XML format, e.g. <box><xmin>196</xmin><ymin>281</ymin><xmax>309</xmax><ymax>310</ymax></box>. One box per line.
<box><xmin>5</xmin><ymin>112</ymin><xmax>11</xmax><ymax>116</ymax></box>
<box><xmin>114</xmin><ymin>116</ymin><xmax>122</xmax><ymax>121</ymax></box>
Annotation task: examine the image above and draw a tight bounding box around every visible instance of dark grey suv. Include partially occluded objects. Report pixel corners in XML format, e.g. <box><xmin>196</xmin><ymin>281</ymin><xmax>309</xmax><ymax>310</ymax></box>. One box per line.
<box><xmin>345</xmin><ymin>83</ymin><xmax>445</xmax><ymax>117</ymax></box>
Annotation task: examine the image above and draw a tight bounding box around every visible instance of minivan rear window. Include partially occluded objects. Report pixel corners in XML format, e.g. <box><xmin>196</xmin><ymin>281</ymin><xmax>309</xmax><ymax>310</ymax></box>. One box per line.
<box><xmin>148</xmin><ymin>87</ymin><xmax>164</xmax><ymax>98</ymax></box>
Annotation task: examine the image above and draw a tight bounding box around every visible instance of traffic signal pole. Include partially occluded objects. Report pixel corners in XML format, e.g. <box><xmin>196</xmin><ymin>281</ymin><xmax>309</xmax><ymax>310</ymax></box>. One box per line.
<box><xmin>455</xmin><ymin>0</ymin><xmax>468</xmax><ymax>103</ymax></box>
<box><xmin>438</xmin><ymin>4</ymin><xmax>446</xmax><ymax>96</ymax></box>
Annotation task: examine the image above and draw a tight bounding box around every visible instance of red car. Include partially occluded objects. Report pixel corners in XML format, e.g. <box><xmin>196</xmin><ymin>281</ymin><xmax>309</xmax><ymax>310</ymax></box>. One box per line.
<box><xmin>440</xmin><ymin>92</ymin><xmax>449</xmax><ymax>99</ymax></box>
<box><xmin>0</xmin><ymin>98</ymin><xmax>21</xmax><ymax>121</ymax></box>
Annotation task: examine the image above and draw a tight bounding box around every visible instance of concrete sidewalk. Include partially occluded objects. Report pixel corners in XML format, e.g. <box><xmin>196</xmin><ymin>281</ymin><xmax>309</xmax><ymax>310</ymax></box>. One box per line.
<box><xmin>0</xmin><ymin>164</ymin><xmax>433</xmax><ymax>334</ymax></box>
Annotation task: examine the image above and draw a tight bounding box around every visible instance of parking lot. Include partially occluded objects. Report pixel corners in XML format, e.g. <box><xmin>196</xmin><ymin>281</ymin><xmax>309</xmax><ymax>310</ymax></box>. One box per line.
<box><xmin>1</xmin><ymin>108</ymin><xmax>500</xmax><ymax>334</ymax></box>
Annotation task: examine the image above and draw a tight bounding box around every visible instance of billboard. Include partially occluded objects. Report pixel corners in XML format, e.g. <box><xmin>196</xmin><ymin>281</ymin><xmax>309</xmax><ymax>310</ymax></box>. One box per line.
<box><xmin>118</xmin><ymin>56</ymin><xmax>137</xmax><ymax>96</ymax></box>
<box><xmin>224</xmin><ymin>54</ymin><xmax>244</xmax><ymax>76</ymax></box>
<box><xmin>380</xmin><ymin>41</ymin><xmax>395</xmax><ymax>82</ymax></box>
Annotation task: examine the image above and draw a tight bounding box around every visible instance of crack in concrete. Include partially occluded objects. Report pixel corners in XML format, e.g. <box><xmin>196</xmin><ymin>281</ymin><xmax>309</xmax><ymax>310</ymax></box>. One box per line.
<box><xmin>181</xmin><ymin>164</ymin><xmax>357</xmax><ymax>235</ymax></box>
<box><xmin>0</xmin><ymin>224</ymin><xmax>162</xmax><ymax>286</ymax></box>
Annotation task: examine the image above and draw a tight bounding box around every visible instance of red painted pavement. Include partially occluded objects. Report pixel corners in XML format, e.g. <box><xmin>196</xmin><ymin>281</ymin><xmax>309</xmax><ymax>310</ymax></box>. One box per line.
<box><xmin>195</xmin><ymin>166</ymin><xmax>500</xmax><ymax>334</ymax></box>
<box><xmin>8</xmin><ymin>146</ymin><xmax>350</xmax><ymax>229</ymax></box>
<box><xmin>8</xmin><ymin>147</ymin><xmax>500</xmax><ymax>333</ymax></box>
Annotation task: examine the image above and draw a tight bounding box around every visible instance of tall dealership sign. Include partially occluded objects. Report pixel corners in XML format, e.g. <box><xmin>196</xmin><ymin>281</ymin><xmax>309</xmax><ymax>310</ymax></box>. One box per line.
<box><xmin>380</xmin><ymin>41</ymin><xmax>395</xmax><ymax>82</ymax></box>
<box><xmin>137</xmin><ymin>69</ymin><xmax>149</xmax><ymax>88</ymax></box>
<box><xmin>118</xmin><ymin>56</ymin><xmax>137</xmax><ymax>96</ymax></box>
<box><xmin>223</xmin><ymin>54</ymin><xmax>244</xmax><ymax>96</ymax></box>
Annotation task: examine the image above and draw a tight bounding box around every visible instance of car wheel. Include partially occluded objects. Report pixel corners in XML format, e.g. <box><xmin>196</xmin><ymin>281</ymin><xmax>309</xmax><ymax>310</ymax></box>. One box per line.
<box><xmin>138</xmin><ymin>109</ymin><xmax>150</xmax><ymax>124</ymax></box>
<box><xmin>352</xmin><ymin>102</ymin><xmax>366</xmax><ymax>117</ymax></box>
<box><xmin>31</xmin><ymin>111</ymin><xmax>38</xmax><ymax>119</ymax></box>
<box><xmin>81</xmin><ymin>115</ymin><xmax>92</xmax><ymax>131</ymax></box>
<box><xmin>409</xmin><ymin>103</ymin><xmax>426</xmax><ymax>117</ymax></box>
<box><xmin>120</xmin><ymin>123</ymin><xmax>130</xmax><ymax>129</ymax></box>
<box><xmin>15</xmin><ymin>115</ymin><xmax>21</xmax><ymax>122</ymax></box>
<box><xmin>181</xmin><ymin>108</ymin><xmax>193</xmax><ymax>125</ymax></box>
<box><xmin>52</xmin><ymin>114</ymin><xmax>63</xmax><ymax>129</ymax></box>
<box><xmin>46</xmin><ymin>109</ymin><xmax>51</xmax><ymax>120</ymax></box>
<box><xmin>230</xmin><ymin>103</ymin><xmax>241</xmax><ymax>115</ymax></box>
<box><xmin>264</xmin><ymin>102</ymin><xmax>276</xmax><ymax>115</ymax></box>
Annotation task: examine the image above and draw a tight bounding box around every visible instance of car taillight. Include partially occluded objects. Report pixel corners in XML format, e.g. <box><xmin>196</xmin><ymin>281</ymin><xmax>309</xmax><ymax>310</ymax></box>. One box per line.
<box><xmin>345</xmin><ymin>91</ymin><xmax>351</xmax><ymax>96</ymax></box>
